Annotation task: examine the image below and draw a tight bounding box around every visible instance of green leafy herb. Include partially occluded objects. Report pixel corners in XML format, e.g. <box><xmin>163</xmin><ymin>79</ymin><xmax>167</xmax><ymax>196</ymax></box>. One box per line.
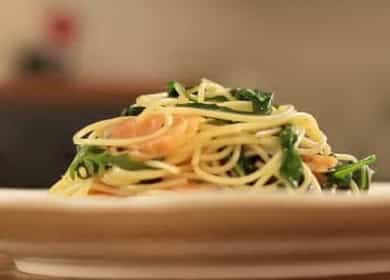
<box><xmin>167</xmin><ymin>81</ymin><xmax>179</xmax><ymax>98</ymax></box>
<box><xmin>121</xmin><ymin>105</ymin><xmax>145</xmax><ymax>116</ymax></box>
<box><xmin>232</xmin><ymin>164</ymin><xmax>245</xmax><ymax>177</ymax></box>
<box><xmin>105</xmin><ymin>154</ymin><xmax>151</xmax><ymax>171</ymax></box>
<box><xmin>231</xmin><ymin>88</ymin><xmax>273</xmax><ymax>115</ymax></box>
<box><xmin>279</xmin><ymin>125</ymin><xmax>303</xmax><ymax>187</ymax></box>
<box><xmin>176</xmin><ymin>102</ymin><xmax>235</xmax><ymax>112</ymax></box>
<box><xmin>68</xmin><ymin>146</ymin><xmax>153</xmax><ymax>180</ymax></box>
<box><xmin>352</xmin><ymin>165</ymin><xmax>371</xmax><ymax>191</ymax></box>
<box><xmin>176</xmin><ymin>102</ymin><xmax>259</xmax><ymax>115</ymax></box>
<box><xmin>167</xmin><ymin>80</ymin><xmax>189</xmax><ymax>97</ymax></box>
<box><xmin>233</xmin><ymin>153</ymin><xmax>259</xmax><ymax>176</ymax></box>
<box><xmin>167</xmin><ymin>80</ymin><xmax>199</xmax><ymax>101</ymax></box>
<box><xmin>205</xmin><ymin>96</ymin><xmax>229</xmax><ymax>102</ymax></box>
<box><xmin>329</xmin><ymin>155</ymin><xmax>376</xmax><ymax>190</ymax></box>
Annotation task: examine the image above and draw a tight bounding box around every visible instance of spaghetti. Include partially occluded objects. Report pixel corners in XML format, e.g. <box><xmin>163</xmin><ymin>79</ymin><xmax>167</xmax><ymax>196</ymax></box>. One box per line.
<box><xmin>50</xmin><ymin>79</ymin><xmax>376</xmax><ymax>197</ymax></box>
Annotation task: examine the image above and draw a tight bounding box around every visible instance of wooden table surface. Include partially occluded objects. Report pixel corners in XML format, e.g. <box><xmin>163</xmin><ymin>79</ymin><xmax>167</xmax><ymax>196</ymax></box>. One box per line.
<box><xmin>1</xmin><ymin>255</ymin><xmax>390</xmax><ymax>280</ymax></box>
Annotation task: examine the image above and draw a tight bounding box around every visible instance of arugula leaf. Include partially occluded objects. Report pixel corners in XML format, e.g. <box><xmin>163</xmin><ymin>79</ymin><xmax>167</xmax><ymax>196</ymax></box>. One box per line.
<box><xmin>231</xmin><ymin>88</ymin><xmax>273</xmax><ymax>115</ymax></box>
<box><xmin>105</xmin><ymin>154</ymin><xmax>151</xmax><ymax>171</ymax></box>
<box><xmin>329</xmin><ymin>155</ymin><xmax>376</xmax><ymax>190</ymax></box>
<box><xmin>233</xmin><ymin>153</ymin><xmax>259</xmax><ymax>176</ymax></box>
<box><xmin>176</xmin><ymin>102</ymin><xmax>236</xmax><ymax>112</ymax></box>
<box><xmin>167</xmin><ymin>80</ymin><xmax>200</xmax><ymax>102</ymax></box>
<box><xmin>167</xmin><ymin>80</ymin><xmax>190</xmax><ymax>97</ymax></box>
<box><xmin>68</xmin><ymin>146</ymin><xmax>153</xmax><ymax>180</ymax></box>
<box><xmin>281</xmin><ymin>149</ymin><xmax>303</xmax><ymax>187</ymax></box>
<box><xmin>205</xmin><ymin>96</ymin><xmax>229</xmax><ymax>102</ymax></box>
<box><xmin>232</xmin><ymin>164</ymin><xmax>245</xmax><ymax>177</ymax></box>
<box><xmin>167</xmin><ymin>81</ymin><xmax>179</xmax><ymax>98</ymax></box>
<box><xmin>279</xmin><ymin>125</ymin><xmax>303</xmax><ymax>187</ymax></box>
<box><xmin>352</xmin><ymin>165</ymin><xmax>371</xmax><ymax>191</ymax></box>
<box><xmin>331</xmin><ymin>155</ymin><xmax>376</xmax><ymax>180</ymax></box>
<box><xmin>69</xmin><ymin>146</ymin><xmax>104</xmax><ymax>179</ymax></box>
<box><xmin>121</xmin><ymin>105</ymin><xmax>145</xmax><ymax>116</ymax></box>
<box><xmin>280</xmin><ymin>125</ymin><xmax>298</xmax><ymax>147</ymax></box>
<box><xmin>176</xmin><ymin>102</ymin><xmax>259</xmax><ymax>115</ymax></box>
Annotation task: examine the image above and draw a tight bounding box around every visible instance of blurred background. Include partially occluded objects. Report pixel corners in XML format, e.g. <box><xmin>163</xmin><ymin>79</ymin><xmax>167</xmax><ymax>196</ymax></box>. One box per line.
<box><xmin>0</xmin><ymin>0</ymin><xmax>388</xmax><ymax>187</ymax></box>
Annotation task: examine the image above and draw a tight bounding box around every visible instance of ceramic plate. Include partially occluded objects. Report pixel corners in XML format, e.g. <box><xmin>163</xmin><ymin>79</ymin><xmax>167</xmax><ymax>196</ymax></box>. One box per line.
<box><xmin>1</xmin><ymin>183</ymin><xmax>390</xmax><ymax>279</ymax></box>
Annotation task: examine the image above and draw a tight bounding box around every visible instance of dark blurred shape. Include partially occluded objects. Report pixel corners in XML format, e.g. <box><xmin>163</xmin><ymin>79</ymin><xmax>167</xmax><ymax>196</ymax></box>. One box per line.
<box><xmin>16</xmin><ymin>47</ymin><xmax>64</xmax><ymax>76</ymax></box>
<box><xmin>14</xmin><ymin>7</ymin><xmax>78</xmax><ymax>78</ymax></box>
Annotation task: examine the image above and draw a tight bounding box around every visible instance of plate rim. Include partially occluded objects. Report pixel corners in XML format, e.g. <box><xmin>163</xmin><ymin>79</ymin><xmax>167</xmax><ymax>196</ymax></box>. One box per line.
<box><xmin>0</xmin><ymin>182</ymin><xmax>389</xmax><ymax>212</ymax></box>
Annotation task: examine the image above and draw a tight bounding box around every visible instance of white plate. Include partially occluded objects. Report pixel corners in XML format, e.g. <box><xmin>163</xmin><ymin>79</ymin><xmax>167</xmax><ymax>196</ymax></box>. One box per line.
<box><xmin>1</xmin><ymin>183</ymin><xmax>390</xmax><ymax>279</ymax></box>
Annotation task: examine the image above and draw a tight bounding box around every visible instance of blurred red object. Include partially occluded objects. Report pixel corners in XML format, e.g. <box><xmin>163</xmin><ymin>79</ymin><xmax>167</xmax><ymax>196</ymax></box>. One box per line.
<box><xmin>46</xmin><ymin>9</ymin><xmax>78</xmax><ymax>47</ymax></box>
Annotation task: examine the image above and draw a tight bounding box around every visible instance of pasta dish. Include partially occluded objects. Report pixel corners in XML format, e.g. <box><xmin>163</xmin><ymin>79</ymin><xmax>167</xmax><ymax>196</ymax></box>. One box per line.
<box><xmin>50</xmin><ymin>79</ymin><xmax>376</xmax><ymax>197</ymax></box>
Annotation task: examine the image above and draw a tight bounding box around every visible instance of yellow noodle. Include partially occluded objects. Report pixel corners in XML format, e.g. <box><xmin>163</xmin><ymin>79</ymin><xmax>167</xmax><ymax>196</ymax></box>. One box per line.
<box><xmin>200</xmin><ymin>146</ymin><xmax>234</xmax><ymax>161</ymax></box>
<box><xmin>200</xmin><ymin>145</ymin><xmax>241</xmax><ymax>174</ymax></box>
<box><xmin>101</xmin><ymin>168</ymin><xmax>170</xmax><ymax>187</ymax></box>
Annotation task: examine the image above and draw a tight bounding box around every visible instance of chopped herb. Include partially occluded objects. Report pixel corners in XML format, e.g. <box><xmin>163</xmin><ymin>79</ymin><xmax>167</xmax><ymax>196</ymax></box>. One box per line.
<box><xmin>121</xmin><ymin>105</ymin><xmax>145</xmax><ymax>116</ymax></box>
<box><xmin>279</xmin><ymin>125</ymin><xmax>303</xmax><ymax>187</ymax></box>
<box><xmin>329</xmin><ymin>155</ymin><xmax>376</xmax><ymax>190</ymax></box>
<box><xmin>68</xmin><ymin>146</ymin><xmax>153</xmax><ymax>180</ymax></box>
<box><xmin>231</xmin><ymin>88</ymin><xmax>273</xmax><ymax>115</ymax></box>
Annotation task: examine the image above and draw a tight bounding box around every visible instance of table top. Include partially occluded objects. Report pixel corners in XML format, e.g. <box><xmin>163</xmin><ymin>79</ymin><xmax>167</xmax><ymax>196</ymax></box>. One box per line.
<box><xmin>1</xmin><ymin>255</ymin><xmax>390</xmax><ymax>280</ymax></box>
<box><xmin>0</xmin><ymin>76</ymin><xmax>161</xmax><ymax>105</ymax></box>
